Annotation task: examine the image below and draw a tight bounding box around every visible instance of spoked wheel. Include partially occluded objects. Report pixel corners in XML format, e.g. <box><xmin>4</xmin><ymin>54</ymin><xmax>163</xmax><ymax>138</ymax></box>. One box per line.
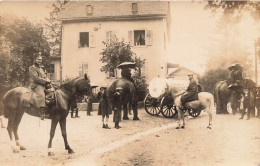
<box><xmin>188</xmin><ymin>109</ymin><xmax>201</xmax><ymax>117</ymax></box>
<box><xmin>160</xmin><ymin>96</ymin><xmax>177</xmax><ymax>118</ymax></box>
<box><xmin>144</xmin><ymin>93</ymin><xmax>161</xmax><ymax>116</ymax></box>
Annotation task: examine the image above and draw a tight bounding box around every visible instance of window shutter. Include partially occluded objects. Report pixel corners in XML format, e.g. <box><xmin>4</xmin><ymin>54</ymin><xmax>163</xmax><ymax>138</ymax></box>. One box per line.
<box><xmin>111</xmin><ymin>31</ymin><xmax>117</xmax><ymax>43</ymax></box>
<box><xmin>89</xmin><ymin>32</ymin><xmax>96</xmax><ymax>48</ymax></box>
<box><xmin>128</xmin><ymin>31</ymin><xmax>133</xmax><ymax>46</ymax></box>
<box><xmin>106</xmin><ymin>31</ymin><xmax>110</xmax><ymax>44</ymax></box>
<box><xmin>146</xmin><ymin>30</ymin><xmax>153</xmax><ymax>46</ymax></box>
<box><xmin>78</xmin><ymin>39</ymin><xmax>81</xmax><ymax>48</ymax></box>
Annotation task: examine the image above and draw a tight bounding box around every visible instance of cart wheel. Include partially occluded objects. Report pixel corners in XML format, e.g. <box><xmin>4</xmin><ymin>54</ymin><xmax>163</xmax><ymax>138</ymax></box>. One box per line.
<box><xmin>188</xmin><ymin>109</ymin><xmax>201</xmax><ymax>117</ymax></box>
<box><xmin>144</xmin><ymin>94</ymin><xmax>160</xmax><ymax>115</ymax></box>
<box><xmin>160</xmin><ymin>96</ymin><xmax>177</xmax><ymax>118</ymax></box>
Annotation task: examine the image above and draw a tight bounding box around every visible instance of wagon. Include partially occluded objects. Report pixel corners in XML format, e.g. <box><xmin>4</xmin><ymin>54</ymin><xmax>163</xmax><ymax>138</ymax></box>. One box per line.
<box><xmin>144</xmin><ymin>78</ymin><xmax>201</xmax><ymax>118</ymax></box>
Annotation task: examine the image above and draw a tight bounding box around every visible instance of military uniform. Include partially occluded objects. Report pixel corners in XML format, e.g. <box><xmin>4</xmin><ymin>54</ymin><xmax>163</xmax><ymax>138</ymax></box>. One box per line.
<box><xmin>112</xmin><ymin>88</ymin><xmax>122</xmax><ymax>129</ymax></box>
<box><xmin>28</xmin><ymin>64</ymin><xmax>49</xmax><ymax>108</ymax></box>
<box><xmin>181</xmin><ymin>77</ymin><xmax>198</xmax><ymax>105</ymax></box>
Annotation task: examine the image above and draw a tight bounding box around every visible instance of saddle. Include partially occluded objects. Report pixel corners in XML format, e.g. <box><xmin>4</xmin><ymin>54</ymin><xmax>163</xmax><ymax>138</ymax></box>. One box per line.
<box><xmin>23</xmin><ymin>87</ymin><xmax>56</xmax><ymax>109</ymax></box>
<box><xmin>185</xmin><ymin>93</ymin><xmax>199</xmax><ymax>103</ymax></box>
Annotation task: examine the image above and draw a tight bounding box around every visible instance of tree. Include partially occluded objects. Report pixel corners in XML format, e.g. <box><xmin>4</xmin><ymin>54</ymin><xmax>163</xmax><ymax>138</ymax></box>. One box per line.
<box><xmin>0</xmin><ymin>15</ymin><xmax>50</xmax><ymax>98</ymax></box>
<box><xmin>45</xmin><ymin>0</ymin><xmax>69</xmax><ymax>56</ymax></box>
<box><xmin>99</xmin><ymin>39</ymin><xmax>144</xmax><ymax>74</ymax></box>
<box><xmin>206</xmin><ymin>1</ymin><xmax>260</xmax><ymax>19</ymax></box>
<box><xmin>199</xmin><ymin>9</ymin><xmax>254</xmax><ymax>92</ymax></box>
<box><xmin>99</xmin><ymin>39</ymin><xmax>147</xmax><ymax>99</ymax></box>
<box><xmin>198</xmin><ymin>68</ymin><xmax>229</xmax><ymax>93</ymax></box>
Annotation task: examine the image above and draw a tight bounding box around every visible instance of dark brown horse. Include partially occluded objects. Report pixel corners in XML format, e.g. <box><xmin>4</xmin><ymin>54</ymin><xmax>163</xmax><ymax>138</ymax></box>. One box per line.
<box><xmin>106</xmin><ymin>78</ymin><xmax>139</xmax><ymax>120</ymax></box>
<box><xmin>214</xmin><ymin>79</ymin><xmax>256</xmax><ymax>114</ymax></box>
<box><xmin>3</xmin><ymin>74</ymin><xmax>91</xmax><ymax>156</ymax></box>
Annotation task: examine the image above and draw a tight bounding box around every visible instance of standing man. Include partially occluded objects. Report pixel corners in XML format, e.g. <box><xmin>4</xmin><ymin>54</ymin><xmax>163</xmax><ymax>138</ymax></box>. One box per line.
<box><xmin>180</xmin><ymin>74</ymin><xmax>198</xmax><ymax>109</ymax></box>
<box><xmin>29</xmin><ymin>52</ymin><xmax>51</xmax><ymax>120</ymax></box>
<box><xmin>97</xmin><ymin>87</ymin><xmax>111</xmax><ymax>129</ymax></box>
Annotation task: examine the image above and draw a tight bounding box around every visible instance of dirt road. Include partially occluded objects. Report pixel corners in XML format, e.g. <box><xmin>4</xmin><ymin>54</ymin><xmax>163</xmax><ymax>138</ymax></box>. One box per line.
<box><xmin>0</xmin><ymin>108</ymin><xmax>259</xmax><ymax>166</ymax></box>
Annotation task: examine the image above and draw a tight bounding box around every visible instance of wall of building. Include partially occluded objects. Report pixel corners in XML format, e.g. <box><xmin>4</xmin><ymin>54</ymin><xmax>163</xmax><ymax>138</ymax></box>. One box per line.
<box><xmin>61</xmin><ymin>18</ymin><xmax>167</xmax><ymax>85</ymax></box>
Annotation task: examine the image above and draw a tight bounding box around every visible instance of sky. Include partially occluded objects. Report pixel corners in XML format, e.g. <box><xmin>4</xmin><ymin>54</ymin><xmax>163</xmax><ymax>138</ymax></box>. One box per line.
<box><xmin>0</xmin><ymin>1</ymin><xmax>259</xmax><ymax>77</ymax></box>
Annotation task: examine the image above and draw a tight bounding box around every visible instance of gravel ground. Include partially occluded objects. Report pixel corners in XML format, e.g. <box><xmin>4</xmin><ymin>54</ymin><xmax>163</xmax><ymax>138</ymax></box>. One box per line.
<box><xmin>0</xmin><ymin>108</ymin><xmax>259</xmax><ymax>166</ymax></box>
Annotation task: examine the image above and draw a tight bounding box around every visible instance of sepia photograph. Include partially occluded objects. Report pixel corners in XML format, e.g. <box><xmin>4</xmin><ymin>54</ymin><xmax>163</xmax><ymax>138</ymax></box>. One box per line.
<box><xmin>0</xmin><ymin>0</ymin><xmax>260</xmax><ymax>165</ymax></box>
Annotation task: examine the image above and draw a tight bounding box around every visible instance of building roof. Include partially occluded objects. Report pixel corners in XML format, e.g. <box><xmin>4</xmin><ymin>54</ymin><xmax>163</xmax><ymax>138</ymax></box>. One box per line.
<box><xmin>168</xmin><ymin>66</ymin><xmax>200</xmax><ymax>77</ymax></box>
<box><xmin>59</xmin><ymin>1</ymin><xmax>169</xmax><ymax>21</ymax></box>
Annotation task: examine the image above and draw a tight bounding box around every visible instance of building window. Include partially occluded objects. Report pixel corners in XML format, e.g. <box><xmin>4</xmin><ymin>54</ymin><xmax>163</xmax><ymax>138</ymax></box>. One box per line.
<box><xmin>107</xmin><ymin>68</ymin><xmax>117</xmax><ymax>78</ymax></box>
<box><xmin>132</xmin><ymin>3</ymin><xmax>138</xmax><ymax>14</ymax></box>
<box><xmin>134</xmin><ymin>30</ymin><xmax>145</xmax><ymax>46</ymax></box>
<box><xmin>106</xmin><ymin>31</ymin><xmax>117</xmax><ymax>44</ymax></box>
<box><xmin>79</xmin><ymin>32</ymin><xmax>89</xmax><ymax>48</ymax></box>
<box><xmin>79</xmin><ymin>62</ymin><xmax>88</xmax><ymax>77</ymax></box>
<box><xmin>86</xmin><ymin>5</ymin><xmax>93</xmax><ymax>16</ymax></box>
<box><xmin>48</xmin><ymin>64</ymin><xmax>55</xmax><ymax>80</ymax></box>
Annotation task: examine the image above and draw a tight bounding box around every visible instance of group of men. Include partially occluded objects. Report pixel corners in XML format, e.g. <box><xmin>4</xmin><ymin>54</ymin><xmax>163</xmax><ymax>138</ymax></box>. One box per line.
<box><xmin>28</xmin><ymin>52</ymin><xmax>200</xmax><ymax>119</ymax></box>
<box><xmin>29</xmin><ymin>51</ymin><xmax>259</xmax><ymax>121</ymax></box>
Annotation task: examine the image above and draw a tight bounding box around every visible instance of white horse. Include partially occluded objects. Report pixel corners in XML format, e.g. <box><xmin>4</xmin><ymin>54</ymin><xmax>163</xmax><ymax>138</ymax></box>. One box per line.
<box><xmin>149</xmin><ymin>78</ymin><xmax>214</xmax><ymax>129</ymax></box>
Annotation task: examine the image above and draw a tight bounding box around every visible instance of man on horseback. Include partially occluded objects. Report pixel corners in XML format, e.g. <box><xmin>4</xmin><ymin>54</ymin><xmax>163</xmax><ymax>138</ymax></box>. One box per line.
<box><xmin>28</xmin><ymin>52</ymin><xmax>53</xmax><ymax>120</ymax></box>
<box><xmin>121</xmin><ymin>67</ymin><xmax>135</xmax><ymax>85</ymax></box>
<box><xmin>228</xmin><ymin>63</ymin><xmax>243</xmax><ymax>90</ymax></box>
<box><xmin>180</xmin><ymin>74</ymin><xmax>198</xmax><ymax>109</ymax></box>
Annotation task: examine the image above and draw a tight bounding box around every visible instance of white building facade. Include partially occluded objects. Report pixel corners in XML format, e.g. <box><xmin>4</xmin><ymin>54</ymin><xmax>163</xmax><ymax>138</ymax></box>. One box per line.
<box><xmin>59</xmin><ymin>1</ymin><xmax>171</xmax><ymax>85</ymax></box>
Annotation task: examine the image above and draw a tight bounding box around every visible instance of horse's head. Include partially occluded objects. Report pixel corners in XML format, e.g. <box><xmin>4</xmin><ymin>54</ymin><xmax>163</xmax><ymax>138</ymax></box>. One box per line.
<box><xmin>72</xmin><ymin>74</ymin><xmax>91</xmax><ymax>97</ymax></box>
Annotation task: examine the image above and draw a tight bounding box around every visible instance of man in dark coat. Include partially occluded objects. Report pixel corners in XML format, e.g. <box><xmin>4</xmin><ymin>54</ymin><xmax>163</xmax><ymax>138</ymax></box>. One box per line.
<box><xmin>180</xmin><ymin>74</ymin><xmax>198</xmax><ymax>108</ymax></box>
<box><xmin>240</xmin><ymin>88</ymin><xmax>255</xmax><ymax>120</ymax></box>
<box><xmin>97</xmin><ymin>87</ymin><xmax>112</xmax><ymax>129</ymax></box>
<box><xmin>111</xmin><ymin>87</ymin><xmax>123</xmax><ymax>129</ymax></box>
<box><xmin>28</xmin><ymin>53</ymin><xmax>51</xmax><ymax>120</ymax></box>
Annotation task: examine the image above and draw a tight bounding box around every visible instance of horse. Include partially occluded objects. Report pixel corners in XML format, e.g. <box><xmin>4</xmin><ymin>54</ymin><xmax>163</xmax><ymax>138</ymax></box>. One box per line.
<box><xmin>214</xmin><ymin>81</ymin><xmax>232</xmax><ymax>114</ymax></box>
<box><xmin>106</xmin><ymin>78</ymin><xmax>139</xmax><ymax>120</ymax></box>
<box><xmin>214</xmin><ymin>79</ymin><xmax>256</xmax><ymax>115</ymax></box>
<box><xmin>3</xmin><ymin>74</ymin><xmax>91</xmax><ymax>156</ymax></box>
<box><xmin>149</xmin><ymin>78</ymin><xmax>214</xmax><ymax>129</ymax></box>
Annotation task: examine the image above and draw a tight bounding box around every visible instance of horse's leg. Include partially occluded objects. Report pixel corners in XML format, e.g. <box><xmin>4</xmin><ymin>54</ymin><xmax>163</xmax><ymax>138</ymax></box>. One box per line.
<box><xmin>128</xmin><ymin>102</ymin><xmax>132</xmax><ymax>115</ymax></box>
<box><xmin>132</xmin><ymin>102</ymin><xmax>139</xmax><ymax>120</ymax></box>
<box><xmin>181</xmin><ymin>110</ymin><xmax>185</xmax><ymax>128</ymax></box>
<box><xmin>48</xmin><ymin>117</ymin><xmax>59</xmax><ymax>156</ymax></box>
<box><xmin>206</xmin><ymin>107</ymin><xmax>213</xmax><ymax>129</ymax></box>
<box><xmin>13</xmin><ymin>110</ymin><xmax>26</xmax><ymax>150</ymax></box>
<box><xmin>206</xmin><ymin>96</ymin><xmax>214</xmax><ymax>129</ymax></box>
<box><xmin>59</xmin><ymin>118</ymin><xmax>74</xmax><ymax>154</ymax></box>
<box><xmin>176</xmin><ymin>108</ymin><xmax>182</xmax><ymax>129</ymax></box>
<box><xmin>223</xmin><ymin>100</ymin><xmax>229</xmax><ymax>114</ymax></box>
<box><xmin>7</xmin><ymin>112</ymin><xmax>20</xmax><ymax>153</ymax></box>
<box><xmin>123</xmin><ymin>104</ymin><xmax>129</xmax><ymax>120</ymax></box>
